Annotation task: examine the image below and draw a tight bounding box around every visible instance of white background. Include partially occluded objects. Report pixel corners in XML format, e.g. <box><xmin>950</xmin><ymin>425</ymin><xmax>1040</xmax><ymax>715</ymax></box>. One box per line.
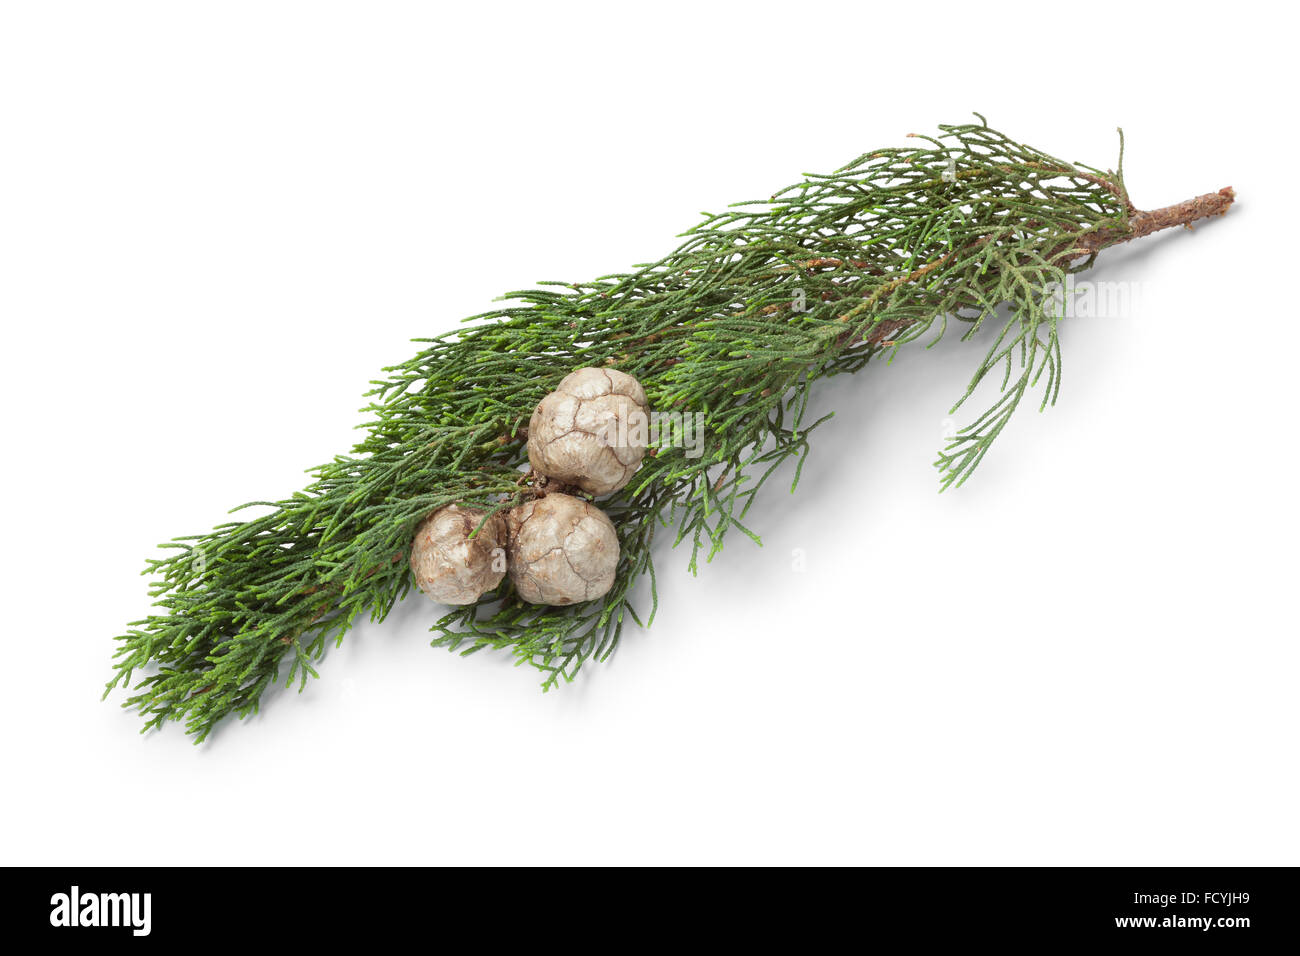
<box><xmin>2</xmin><ymin>1</ymin><xmax>1294</xmax><ymax>866</ymax></box>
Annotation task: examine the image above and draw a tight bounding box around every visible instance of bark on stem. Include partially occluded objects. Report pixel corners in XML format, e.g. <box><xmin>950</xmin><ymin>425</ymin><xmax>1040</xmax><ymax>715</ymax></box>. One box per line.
<box><xmin>1079</xmin><ymin>186</ymin><xmax>1235</xmax><ymax>254</ymax></box>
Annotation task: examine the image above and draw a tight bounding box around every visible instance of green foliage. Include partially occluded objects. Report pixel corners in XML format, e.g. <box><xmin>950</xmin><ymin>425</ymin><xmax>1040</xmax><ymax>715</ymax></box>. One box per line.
<box><xmin>107</xmin><ymin>116</ymin><xmax>1137</xmax><ymax>741</ymax></box>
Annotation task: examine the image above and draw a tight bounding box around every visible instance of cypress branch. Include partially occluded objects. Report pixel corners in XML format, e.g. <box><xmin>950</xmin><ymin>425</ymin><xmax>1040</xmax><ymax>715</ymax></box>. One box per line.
<box><xmin>105</xmin><ymin>117</ymin><xmax>1233</xmax><ymax>741</ymax></box>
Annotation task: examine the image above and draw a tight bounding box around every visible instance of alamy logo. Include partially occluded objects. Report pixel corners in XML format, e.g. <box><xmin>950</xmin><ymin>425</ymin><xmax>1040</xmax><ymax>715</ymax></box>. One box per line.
<box><xmin>599</xmin><ymin>409</ymin><xmax>706</xmax><ymax>459</ymax></box>
<box><xmin>49</xmin><ymin>885</ymin><xmax>151</xmax><ymax>936</ymax></box>
<box><xmin>1041</xmin><ymin>275</ymin><xmax>1141</xmax><ymax>319</ymax></box>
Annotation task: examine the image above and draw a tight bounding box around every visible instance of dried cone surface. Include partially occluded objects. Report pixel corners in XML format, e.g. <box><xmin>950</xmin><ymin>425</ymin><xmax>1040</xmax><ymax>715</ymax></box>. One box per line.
<box><xmin>410</xmin><ymin>505</ymin><xmax>507</xmax><ymax>605</ymax></box>
<box><xmin>528</xmin><ymin>367</ymin><xmax>649</xmax><ymax>495</ymax></box>
<box><xmin>507</xmin><ymin>493</ymin><xmax>619</xmax><ymax>605</ymax></box>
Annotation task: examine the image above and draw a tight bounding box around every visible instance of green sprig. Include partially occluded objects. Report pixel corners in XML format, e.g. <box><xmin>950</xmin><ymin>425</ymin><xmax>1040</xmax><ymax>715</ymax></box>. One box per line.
<box><xmin>107</xmin><ymin>118</ymin><xmax>1178</xmax><ymax>741</ymax></box>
